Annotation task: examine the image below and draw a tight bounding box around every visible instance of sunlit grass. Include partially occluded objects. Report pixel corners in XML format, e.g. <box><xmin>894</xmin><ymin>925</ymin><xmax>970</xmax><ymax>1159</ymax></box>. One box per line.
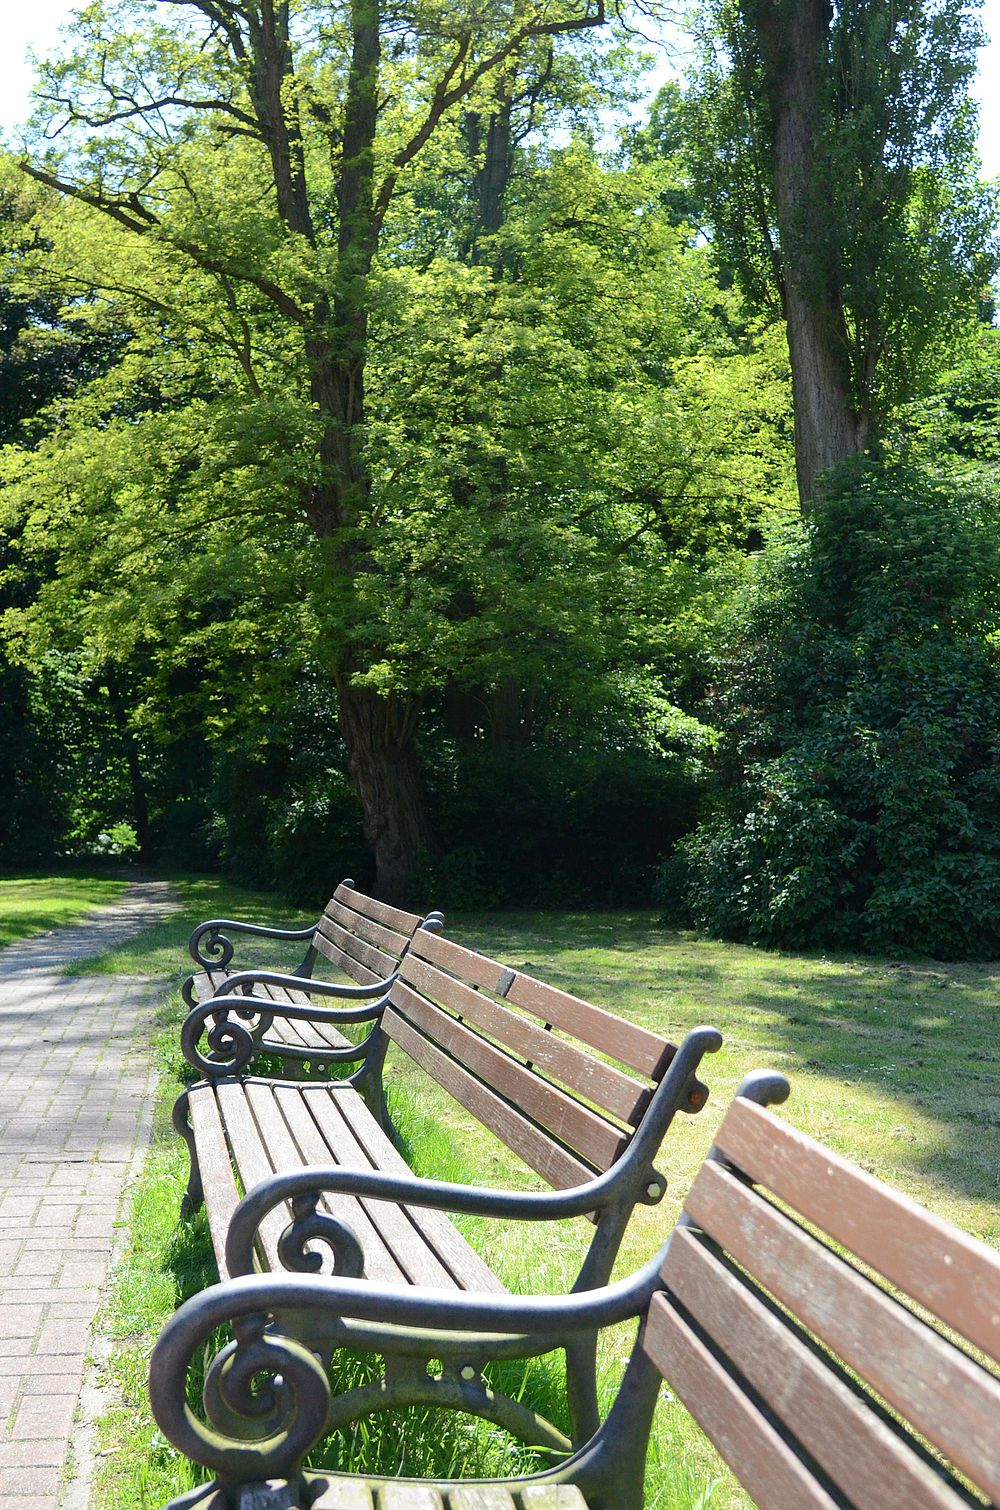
<box><xmin>0</xmin><ymin>871</ymin><xmax>129</xmax><ymax>948</ymax></box>
<box><xmin>90</xmin><ymin>886</ymin><xmax>1000</xmax><ymax>1508</ymax></box>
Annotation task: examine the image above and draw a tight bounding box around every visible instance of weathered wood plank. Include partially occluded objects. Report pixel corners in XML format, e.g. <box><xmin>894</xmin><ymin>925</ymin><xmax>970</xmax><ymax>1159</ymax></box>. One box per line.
<box><xmin>295</xmin><ymin>1086</ymin><xmax>457</xmax><ymax>1288</ymax></box>
<box><xmin>334</xmin><ymin>884</ymin><xmax>423</xmax><ymax>937</ymax></box>
<box><xmin>644</xmin><ymin>1292</ymin><xmax>840</xmax><ymax>1510</ymax></box>
<box><xmin>391</xmin><ymin>981</ymin><xmax>627</xmax><ymax>1171</ymax></box>
<box><xmin>377</xmin><ymin>1486</ymin><xmax>446</xmax><ymax>1509</ymax></box>
<box><xmin>714</xmin><ymin>1096</ymin><xmax>1000</xmax><ymax>1362</ymax></box>
<box><xmin>187</xmin><ymin>1085</ymin><xmax>242</xmax><ymax>1277</ymax></box>
<box><xmin>328</xmin><ymin>1088</ymin><xmax>507</xmax><ymax>1293</ymax></box>
<box><xmin>328</xmin><ymin>898</ymin><xmax>412</xmax><ymax>958</ymax></box>
<box><xmin>309</xmin><ymin>1481</ymin><xmax>377</xmax><ymax>1509</ymax></box>
<box><xmin>400</xmin><ymin>954</ymin><xmax>648</xmax><ymax>1126</ymax></box>
<box><xmin>447</xmin><ymin>1489</ymin><xmax>518</xmax><ymax>1509</ymax></box>
<box><xmin>315</xmin><ymin>918</ymin><xmax>396</xmax><ymax>982</ymax></box>
<box><xmin>516</xmin><ymin>1491</ymin><xmax>588</xmax><ymax>1508</ymax></box>
<box><xmin>271</xmin><ymin>1087</ymin><xmax>410</xmax><ymax>1285</ymax></box>
<box><xmin>663</xmin><ymin>1225</ymin><xmax>969</xmax><ymax>1510</ymax></box>
<box><xmin>409</xmin><ymin>931</ymin><xmax>672</xmax><ymax>1079</ymax></box>
<box><xmin>383</xmin><ymin>1006</ymin><xmax>597</xmax><ymax>1192</ymax></box>
<box><xmin>683</xmin><ymin>1158</ymin><xmax>1000</xmax><ymax>1502</ymax></box>
<box><xmin>214</xmin><ymin>1081</ymin><xmax>287</xmax><ymax>1271</ymax></box>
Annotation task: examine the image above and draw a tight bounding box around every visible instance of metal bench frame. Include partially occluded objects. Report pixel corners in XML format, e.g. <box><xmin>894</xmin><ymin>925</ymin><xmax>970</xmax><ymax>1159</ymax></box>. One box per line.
<box><xmin>152</xmin><ymin>1070</ymin><xmax>1000</xmax><ymax>1510</ymax></box>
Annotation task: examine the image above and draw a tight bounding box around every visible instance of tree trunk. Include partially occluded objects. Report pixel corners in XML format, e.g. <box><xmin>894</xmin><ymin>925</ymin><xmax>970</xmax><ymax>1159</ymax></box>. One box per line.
<box><xmin>746</xmin><ymin>0</ymin><xmax>864</xmax><ymax>508</ymax></box>
<box><xmin>336</xmin><ymin>680</ymin><xmax>433</xmax><ymax>902</ymax></box>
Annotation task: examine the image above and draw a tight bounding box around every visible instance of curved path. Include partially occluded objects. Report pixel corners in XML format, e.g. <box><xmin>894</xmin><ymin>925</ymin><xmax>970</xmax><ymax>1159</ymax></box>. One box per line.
<box><xmin>0</xmin><ymin>880</ymin><xmax>178</xmax><ymax>1508</ymax></box>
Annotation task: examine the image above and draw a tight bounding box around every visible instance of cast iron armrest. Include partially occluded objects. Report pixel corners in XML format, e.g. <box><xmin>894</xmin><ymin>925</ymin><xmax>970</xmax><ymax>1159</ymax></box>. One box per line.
<box><xmin>213</xmin><ymin>967</ymin><xmax>398</xmax><ymax>1001</ymax></box>
<box><xmin>223</xmin><ymin>1022</ymin><xmax>720</xmax><ymax>1276</ymax></box>
<box><xmin>148</xmin><ymin>1253</ymin><xmax>666</xmax><ymax>1487</ymax></box>
<box><xmin>189</xmin><ymin>917</ymin><xmax>318</xmax><ymax>971</ymax></box>
<box><xmin>180</xmin><ymin>990</ymin><xmax>390</xmax><ymax>1079</ymax></box>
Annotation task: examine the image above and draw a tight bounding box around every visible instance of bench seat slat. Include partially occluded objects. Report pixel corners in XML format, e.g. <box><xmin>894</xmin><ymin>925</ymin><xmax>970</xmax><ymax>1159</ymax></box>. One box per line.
<box><xmin>188</xmin><ymin>1086</ymin><xmax>243</xmax><ymax>1277</ymax></box>
<box><xmin>644</xmin><ymin>1291</ymin><xmax>840</xmax><ymax>1510</ymax></box>
<box><xmin>265</xmin><ymin>1086</ymin><xmax>410</xmax><ymax>1285</ymax></box>
<box><xmin>382</xmin><ymin>1005</ymin><xmax>597</xmax><ymax>1192</ymax></box>
<box><xmin>327</xmin><ymin>899</ymin><xmax>414</xmax><ymax>960</ymax></box>
<box><xmin>445</xmin><ymin>1490</ymin><xmax>518</xmax><ymax>1508</ymax></box>
<box><xmin>292</xmin><ymin>1087</ymin><xmax>462</xmax><ymax>1289</ymax></box>
<box><xmin>409</xmin><ymin>931</ymin><xmax>672</xmax><ymax>1079</ymax></box>
<box><xmin>327</xmin><ymin>1089</ymin><xmax>507</xmax><ymax>1293</ymax></box>
<box><xmin>713</xmin><ymin>1097</ymin><xmax>1000</xmax><ymax>1361</ymax></box>
<box><xmin>662</xmin><ymin>1226</ymin><xmax>968</xmax><ymax>1510</ymax></box>
<box><xmin>390</xmin><ymin>980</ymin><xmax>627</xmax><ymax>1172</ymax></box>
<box><xmin>684</xmin><ymin>1158</ymin><xmax>1000</xmax><ymax>1503</ymax></box>
<box><xmin>400</xmin><ymin>955</ymin><xmax>649</xmax><ymax>1127</ymax></box>
<box><xmin>214</xmin><ymin>1081</ymin><xmax>290</xmax><ymax>1272</ymax></box>
<box><xmin>335</xmin><ymin>884</ymin><xmax>423</xmax><ymax>938</ymax></box>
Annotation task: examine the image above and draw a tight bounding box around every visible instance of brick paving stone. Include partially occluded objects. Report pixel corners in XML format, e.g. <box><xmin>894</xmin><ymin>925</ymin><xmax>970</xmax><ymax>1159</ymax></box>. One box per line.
<box><xmin>0</xmin><ymin>881</ymin><xmax>177</xmax><ymax>1507</ymax></box>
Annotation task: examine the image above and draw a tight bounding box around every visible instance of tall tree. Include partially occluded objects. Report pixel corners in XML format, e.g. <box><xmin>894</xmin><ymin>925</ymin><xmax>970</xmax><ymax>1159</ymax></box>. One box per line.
<box><xmin>19</xmin><ymin>0</ymin><xmax>607</xmax><ymax>897</ymax></box>
<box><xmin>687</xmin><ymin>0</ymin><xmax>997</xmax><ymax>506</ymax></box>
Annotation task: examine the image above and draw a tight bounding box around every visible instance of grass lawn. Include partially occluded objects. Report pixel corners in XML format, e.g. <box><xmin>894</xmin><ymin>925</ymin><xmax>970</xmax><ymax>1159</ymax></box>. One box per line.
<box><xmin>0</xmin><ymin>871</ymin><xmax>129</xmax><ymax>949</ymax></box>
<box><xmin>82</xmin><ymin>881</ymin><xmax>1000</xmax><ymax>1508</ymax></box>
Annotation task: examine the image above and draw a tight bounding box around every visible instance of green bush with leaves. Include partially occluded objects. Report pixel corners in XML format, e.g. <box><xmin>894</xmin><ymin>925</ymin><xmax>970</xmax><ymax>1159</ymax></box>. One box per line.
<box><xmin>683</xmin><ymin>461</ymin><xmax>1000</xmax><ymax>958</ymax></box>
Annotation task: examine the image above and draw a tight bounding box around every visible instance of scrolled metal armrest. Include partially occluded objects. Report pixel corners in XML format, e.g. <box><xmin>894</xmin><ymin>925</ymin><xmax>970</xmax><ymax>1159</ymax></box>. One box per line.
<box><xmin>149</xmin><ymin>1260</ymin><xmax>663</xmax><ymax>1486</ymax></box>
<box><xmin>219</xmin><ymin>967</ymin><xmax>398</xmax><ymax>1001</ymax></box>
<box><xmin>189</xmin><ymin>917</ymin><xmax>318</xmax><ymax>970</ymax></box>
<box><xmin>226</xmin><ymin>1163</ymin><xmax>625</xmax><ymax>1279</ymax></box>
<box><xmin>180</xmin><ymin>991</ymin><xmax>388</xmax><ymax>1078</ymax></box>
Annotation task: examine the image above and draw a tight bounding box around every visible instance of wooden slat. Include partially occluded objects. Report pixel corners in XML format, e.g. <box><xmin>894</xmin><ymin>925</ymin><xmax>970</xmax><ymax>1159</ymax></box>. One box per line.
<box><xmin>187</xmin><ymin>1086</ymin><xmax>241</xmax><ymax>1277</ymax></box>
<box><xmin>644</xmin><ymin>1293</ymin><xmax>840</xmax><ymax>1510</ymax></box>
<box><xmin>684</xmin><ymin>1158</ymin><xmax>1000</xmax><ymax>1502</ymax></box>
<box><xmin>318</xmin><ymin>918</ymin><xmax>401</xmax><ymax>978</ymax></box>
<box><xmin>292</xmin><ymin>1087</ymin><xmax>458</xmax><ymax>1288</ymax></box>
<box><xmin>663</xmin><ymin>1226</ymin><xmax>969</xmax><ymax>1510</ymax></box>
<box><xmin>311</xmin><ymin>1482</ymin><xmax>377</xmax><ymax>1509</ymax></box>
<box><xmin>383</xmin><ymin>1006</ymin><xmax>595</xmax><ymax>1191</ymax></box>
<box><xmin>328</xmin><ymin>898</ymin><xmax>411</xmax><ymax>958</ymax></box>
<box><xmin>516</xmin><ymin>1492</ymin><xmax>588</xmax><ymax>1508</ymax></box>
<box><xmin>326</xmin><ymin>1089</ymin><xmax>506</xmax><ymax>1294</ymax></box>
<box><xmin>334</xmin><ymin>883</ymin><xmax>423</xmax><ymax>937</ymax></box>
<box><xmin>400</xmin><ymin>954</ymin><xmax>649</xmax><ymax>1126</ymax></box>
<box><xmin>447</xmin><ymin>1490</ymin><xmax>518</xmax><ymax>1509</ymax></box>
<box><xmin>409</xmin><ymin>931</ymin><xmax>672</xmax><ymax>1079</ymax></box>
<box><xmin>215</xmin><ymin>1081</ymin><xmax>290</xmax><ymax>1271</ymax></box>
<box><xmin>714</xmin><ymin>1097</ymin><xmax>1000</xmax><ymax>1363</ymax></box>
<box><xmin>266</xmin><ymin>1086</ymin><xmax>408</xmax><ymax>1285</ymax></box>
<box><xmin>378</xmin><ymin>1485</ymin><xmax>447</xmax><ymax>1508</ymax></box>
<box><xmin>391</xmin><ymin>981</ymin><xmax>626</xmax><ymax>1171</ymax></box>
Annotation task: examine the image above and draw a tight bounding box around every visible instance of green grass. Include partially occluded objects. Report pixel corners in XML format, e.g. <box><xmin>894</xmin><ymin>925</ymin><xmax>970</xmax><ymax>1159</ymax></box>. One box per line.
<box><xmin>0</xmin><ymin>871</ymin><xmax>129</xmax><ymax>948</ymax></box>
<box><xmin>88</xmin><ymin>891</ymin><xmax>1000</xmax><ymax>1509</ymax></box>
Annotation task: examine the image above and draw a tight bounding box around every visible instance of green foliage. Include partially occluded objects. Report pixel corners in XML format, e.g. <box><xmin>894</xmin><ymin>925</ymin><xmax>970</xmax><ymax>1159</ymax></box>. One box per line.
<box><xmin>685</xmin><ymin>0</ymin><xmax>998</xmax><ymax>436</ymax></box>
<box><xmin>683</xmin><ymin>461</ymin><xmax>1000</xmax><ymax>958</ymax></box>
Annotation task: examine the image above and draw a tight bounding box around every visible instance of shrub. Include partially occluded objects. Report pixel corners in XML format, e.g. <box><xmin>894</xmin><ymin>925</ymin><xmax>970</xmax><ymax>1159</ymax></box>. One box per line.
<box><xmin>684</xmin><ymin>460</ymin><xmax>1000</xmax><ymax>958</ymax></box>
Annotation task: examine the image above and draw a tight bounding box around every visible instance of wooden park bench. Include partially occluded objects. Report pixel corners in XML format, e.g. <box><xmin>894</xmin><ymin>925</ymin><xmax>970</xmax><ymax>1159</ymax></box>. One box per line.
<box><xmin>152</xmin><ymin>1070</ymin><xmax>1000</xmax><ymax>1510</ymax></box>
<box><xmin>182</xmin><ymin>880</ymin><xmax>441</xmax><ymax>1078</ymax></box>
<box><xmin>171</xmin><ymin>927</ymin><xmax>720</xmax><ymax>1444</ymax></box>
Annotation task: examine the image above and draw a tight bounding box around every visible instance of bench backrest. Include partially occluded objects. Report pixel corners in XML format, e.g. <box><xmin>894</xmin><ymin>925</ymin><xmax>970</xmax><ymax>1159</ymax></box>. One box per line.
<box><xmin>312</xmin><ymin>882</ymin><xmax>426</xmax><ymax>986</ymax></box>
<box><xmin>650</xmin><ymin>1093</ymin><xmax>1000</xmax><ymax>1509</ymax></box>
<box><xmin>382</xmin><ymin>929</ymin><xmax>701</xmax><ymax>1189</ymax></box>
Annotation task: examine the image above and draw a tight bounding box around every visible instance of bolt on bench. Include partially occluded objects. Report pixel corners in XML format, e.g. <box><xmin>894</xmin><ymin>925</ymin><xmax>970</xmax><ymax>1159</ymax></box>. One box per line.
<box><xmin>153</xmin><ymin>1071</ymin><xmax>1000</xmax><ymax>1510</ymax></box>
<box><xmin>173</xmin><ymin>927</ymin><xmax>718</xmax><ymax>1445</ymax></box>
<box><xmin>183</xmin><ymin>881</ymin><xmax>440</xmax><ymax>1078</ymax></box>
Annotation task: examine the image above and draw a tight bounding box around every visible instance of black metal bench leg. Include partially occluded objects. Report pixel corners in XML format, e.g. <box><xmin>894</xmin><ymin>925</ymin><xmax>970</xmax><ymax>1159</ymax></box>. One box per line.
<box><xmin>173</xmin><ymin>1090</ymin><xmax>204</xmax><ymax>1215</ymax></box>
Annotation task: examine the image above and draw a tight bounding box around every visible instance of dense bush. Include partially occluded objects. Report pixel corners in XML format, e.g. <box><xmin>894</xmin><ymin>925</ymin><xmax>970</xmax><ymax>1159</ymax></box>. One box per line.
<box><xmin>683</xmin><ymin>461</ymin><xmax>1000</xmax><ymax>958</ymax></box>
<box><xmin>417</xmin><ymin>743</ymin><xmax>704</xmax><ymax>909</ymax></box>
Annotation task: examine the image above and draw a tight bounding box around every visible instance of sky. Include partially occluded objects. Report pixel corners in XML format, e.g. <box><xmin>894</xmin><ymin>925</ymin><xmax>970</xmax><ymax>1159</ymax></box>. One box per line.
<box><xmin>0</xmin><ymin>0</ymin><xmax>999</xmax><ymax>172</ymax></box>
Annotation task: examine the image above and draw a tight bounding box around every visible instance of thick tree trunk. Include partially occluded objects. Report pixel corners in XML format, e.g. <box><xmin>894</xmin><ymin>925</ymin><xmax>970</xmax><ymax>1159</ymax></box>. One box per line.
<box><xmin>336</xmin><ymin>680</ymin><xmax>433</xmax><ymax>902</ymax></box>
<box><xmin>746</xmin><ymin>0</ymin><xmax>864</xmax><ymax>509</ymax></box>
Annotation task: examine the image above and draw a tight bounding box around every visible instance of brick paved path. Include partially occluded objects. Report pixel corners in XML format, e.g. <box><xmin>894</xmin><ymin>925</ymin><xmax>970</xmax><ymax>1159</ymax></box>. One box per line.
<box><xmin>0</xmin><ymin>881</ymin><xmax>178</xmax><ymax>1508</ymax></box>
